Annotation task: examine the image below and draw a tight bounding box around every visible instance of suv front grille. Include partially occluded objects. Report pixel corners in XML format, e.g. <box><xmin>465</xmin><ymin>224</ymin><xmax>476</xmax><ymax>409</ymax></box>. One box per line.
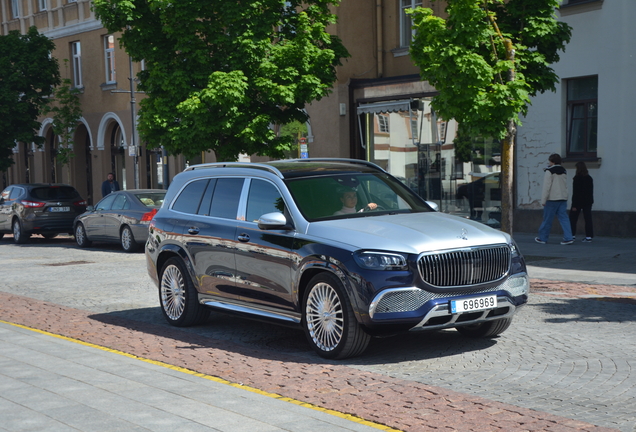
<box><xmin>418</xmin><ymin>245</ymin><xmax>511</xmax><ymax>287</ymax></box>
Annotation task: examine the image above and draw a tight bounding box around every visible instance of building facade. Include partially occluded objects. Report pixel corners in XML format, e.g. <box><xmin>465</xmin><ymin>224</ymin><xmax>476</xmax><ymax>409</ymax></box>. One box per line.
<box><xmin>3</xmin><ymin>0</ymin><xmax>632</xmax><ymax>236</ymax></box>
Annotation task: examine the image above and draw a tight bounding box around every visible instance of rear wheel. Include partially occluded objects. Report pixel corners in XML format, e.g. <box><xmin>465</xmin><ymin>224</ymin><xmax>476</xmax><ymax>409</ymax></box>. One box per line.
<box><xmin>12</xmin><ymin>219</ymin><xmax>29</xmax><ymax>244</ymax></box>
<box><xmin>456</xmin><ymin>317</ymin><xmax>513</xmax><ymax>338</ymax></box>
<box><xmin>75</xmin><ymin>223</ymin><xmax>92</xmax><ymax>248</ymax></box>
<box><xmin>302</xmin><ymin>272</ymin><xmax>371</xmax><ymax>359</ymax></box>
<box><xmin>120</xmin><ymin>226</ymin><xmax>138</xmax><ymax>252</ymax></box>
<box><xmin>159</xmin><ymin>257</ymin><xmax>209</xmax><ymax>327</ymax></box>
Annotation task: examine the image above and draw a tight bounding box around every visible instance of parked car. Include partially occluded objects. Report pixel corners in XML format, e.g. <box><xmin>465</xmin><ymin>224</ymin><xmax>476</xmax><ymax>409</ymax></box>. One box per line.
<box><xmin>74</xmin><ymin>190</ymin><xmax>166</xmax><ymax>252</ymax></box>
<box><xmin>145</xmin><ymin>159</ymin><xmax>529</xmax><ymax>359</ymax></box>
<box><xmin>0</xmin><ymin>183</ymin><xmax>87</xmax><ymax>244</ymax></box>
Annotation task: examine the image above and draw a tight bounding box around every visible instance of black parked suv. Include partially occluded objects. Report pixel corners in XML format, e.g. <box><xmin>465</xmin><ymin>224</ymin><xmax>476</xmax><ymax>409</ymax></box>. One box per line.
<box><xmin>146</xmin><ymin>159</ymin><xmax>529</xmax><ymax>359</ymax></box>
<box><xmin>0</xmin><ymin>183</ymin><xmax>87</xmax><ymax>243</ymax></box>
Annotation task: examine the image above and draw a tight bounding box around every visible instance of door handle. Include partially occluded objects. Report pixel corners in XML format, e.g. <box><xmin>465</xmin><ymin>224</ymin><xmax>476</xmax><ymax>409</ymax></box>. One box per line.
<box><xmin>188</xmin><ymin>227</ymin><xmax>200</xmax><ymax>235</ymax></box>
<box><xmin>237</xmin><ymin>233</ymin><xmax>250</xmax><ymax>242</ymax></box>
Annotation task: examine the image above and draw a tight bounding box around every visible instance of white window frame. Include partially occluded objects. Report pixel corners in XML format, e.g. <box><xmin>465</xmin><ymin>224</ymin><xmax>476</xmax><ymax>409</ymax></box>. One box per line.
<box><xmin>104</xmin><ymin>35</ymin><xmax>116</xmax><ymax>84</ymax></box>
<box><xmin>71</xmin><ymin>41</ymin><xmax>83</xmax><ymax>88</ymax></box>
<box><xmin>39</xmin><ymin>0</ymin><xmax>48</xmax><ymax>11</ymax></box>
<box><xmin>378</xmin><ymin>114</ymin><xmax>390</xmax><ymax>133</ymax></box>
<box><xmin>400</xmin><ymin>0</ymin><xmax>422</xmax><ymax>48</ymax></box>
<box><xmin>11</xmin><ymin>0</ymin><xmax>20</xmax><ymax>18</ymax></box>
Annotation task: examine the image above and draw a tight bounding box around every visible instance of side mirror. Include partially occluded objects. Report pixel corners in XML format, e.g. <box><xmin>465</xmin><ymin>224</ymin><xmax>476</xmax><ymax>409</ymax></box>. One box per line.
<box><xmin>426</xmin><ymin>201</ymin><xmax>439</xmax><ymax>211</ymax></box>
<box><xmin>257</xmin><ymin>212</ymin><xmax>290</xmax><ymax>230</ymax></box>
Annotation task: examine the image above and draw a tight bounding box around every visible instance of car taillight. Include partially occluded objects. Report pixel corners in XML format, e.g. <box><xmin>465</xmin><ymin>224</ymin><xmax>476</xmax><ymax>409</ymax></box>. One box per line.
<box><xmin>141</xmin><ymin>208</ymin><xmax>158</xmax><ymax>222</ymax></box>
<box><xmin>21</xmin><ymin>200</ymin><xmax>45</xmax><ymax>208</ymax></box>
<box><xmin>74</xmin><ymin>200</ymin><xmax>88</xmax><ymax>206</ymax></box>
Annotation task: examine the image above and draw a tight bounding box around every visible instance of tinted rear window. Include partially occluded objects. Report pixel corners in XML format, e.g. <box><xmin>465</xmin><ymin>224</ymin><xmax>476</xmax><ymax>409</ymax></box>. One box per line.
<box><xmin>31</xmin><ymin>187</ymin><xmax>80</xmax><ymax>200</ymax></box>
<box><xmin>172</xmin><ymin>180</ymin><xmax>209</xmax><ymax>214</ymax></box>
<box><xmin>209</xmin><ymin>178</ymin><xmax>243</xmax><ymax>219</ymax></box>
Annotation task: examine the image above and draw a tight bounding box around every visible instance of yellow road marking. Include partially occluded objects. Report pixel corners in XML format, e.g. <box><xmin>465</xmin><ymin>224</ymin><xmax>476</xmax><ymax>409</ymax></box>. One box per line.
<box><xmin>1</xmin><ymin>319</ymin><xmax>403</xmax><ymax>432</ymax></box>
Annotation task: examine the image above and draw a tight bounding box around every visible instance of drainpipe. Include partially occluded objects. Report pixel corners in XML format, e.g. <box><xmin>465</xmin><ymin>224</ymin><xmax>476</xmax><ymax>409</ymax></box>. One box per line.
<box><xmin>376</xmin><ymin>0</ymin><xmax>383</xmax><ymax>78</ymax></box>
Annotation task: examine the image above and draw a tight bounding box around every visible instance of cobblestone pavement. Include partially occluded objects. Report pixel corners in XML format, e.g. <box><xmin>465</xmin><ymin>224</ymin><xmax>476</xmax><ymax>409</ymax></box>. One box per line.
<box><xmin>1</xmin><ymin>236</ymin><xmax>635</xmax><ymax>431</ymax></box>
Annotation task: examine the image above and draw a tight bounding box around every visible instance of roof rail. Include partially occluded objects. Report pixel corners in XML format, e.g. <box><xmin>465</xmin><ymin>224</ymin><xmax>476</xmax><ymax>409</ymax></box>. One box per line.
<box><xmin>280</xmin><ymin>158</ymin><xmax>386</xmax><ymax>173</ymax></box>
<box><xmin>183</xmin><ymin>162</ymin><xmax>284</xmax><ymax>179</ymax></box>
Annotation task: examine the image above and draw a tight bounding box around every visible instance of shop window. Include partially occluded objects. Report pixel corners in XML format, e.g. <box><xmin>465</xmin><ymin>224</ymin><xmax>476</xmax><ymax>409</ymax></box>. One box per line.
<box><xmin>39</xmin><ymin>0</ymin><xmax>47</xmax><ymax>11</ymax></box>
<box><xmin>566</xmin><ymin>76</ymin><xmax>597</xmax><ymax>158</ymax></box>
<box><xmin>400</xmin><ymin>0</ymin><xmax>422</xmax><ymax>48</ymax></box>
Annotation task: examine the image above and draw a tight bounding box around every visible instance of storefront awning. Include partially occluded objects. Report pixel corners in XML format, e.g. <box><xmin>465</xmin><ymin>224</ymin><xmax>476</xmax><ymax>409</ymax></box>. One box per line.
<box><xmin>356</xmin><ymin>100</ymin><xmax>411</xmax><ymax>115</ymax></box>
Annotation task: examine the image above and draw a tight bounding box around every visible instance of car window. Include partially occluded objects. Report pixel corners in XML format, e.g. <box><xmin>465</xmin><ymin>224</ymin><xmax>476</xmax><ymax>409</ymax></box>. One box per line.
<box><xmin>8</xmin><ymin>187</ymin><xmax>24</xmax><ymax>200</ymax></box>
<box><xmin>96</xmin><ymin>194</ymin><xmax>117</xmax><ymax>211</ymax></box>
<box><xmin>286</xmin><ymin>172</ymin><xmax>431</xmax><ymax>221</ymax></box>
<box><xmin>1</xmin><ymin>187</ymin><xmax>12</xmax><ymax>201</ymax></box>
<box><xmin>31</xmin><ymin>186</ymin><xmax>79</xmax><ymax>200</ymax></box>
<box><xmin>172</xmin><ymin>179</ymin><xmax>209</xmax><ymax>214</ymax></box>
<box><xmin>246</xmin><ymin>180</ymin><xmax>285</xmax><ymax>222</ymax></box>
<box><xmin>196</xmin><ymin>179</ymin><xmax>217</xmax><ymax>216</ymax></box>
<box><xmin>111</xmin><ymin>194</ymin><xmax>127</xmax><ymax>211</ymax></box>
<box><xmin>209</xmin><ymin>178</ymin><xmax>244</xmax><ymax>219</ymax></box>
<box><xmin>135</xmin><ymin>192</ymin><xmax>166</xmax><ymax>208</ymax></box>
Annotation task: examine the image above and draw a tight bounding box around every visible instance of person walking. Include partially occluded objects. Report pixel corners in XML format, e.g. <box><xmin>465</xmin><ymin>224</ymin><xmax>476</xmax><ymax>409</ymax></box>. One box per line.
<box><xmin>569</xmin><ymin>161</ymin><xmax>594</xmax><ymax>242</ymax></box>
<box><xmin>101</xmin><ymin>173</ymin><xmax>120</xmax><ymax>197</ymax></box>
<box><xmin>535</xmin><ymin>153</ymin><xmax>574</xmax><ymax>245</ymax></box>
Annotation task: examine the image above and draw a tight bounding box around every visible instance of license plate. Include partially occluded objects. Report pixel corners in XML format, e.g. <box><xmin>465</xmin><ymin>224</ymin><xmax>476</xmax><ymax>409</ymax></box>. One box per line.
<box><xmin>49</xmin><ymin>206</ymin><xmax>70</xmax><ymax>212</ymax></box>
<box><xmin>451</xmin><ymin>295</ymin><xmax>497</xmax><ymax>314</ymax></box>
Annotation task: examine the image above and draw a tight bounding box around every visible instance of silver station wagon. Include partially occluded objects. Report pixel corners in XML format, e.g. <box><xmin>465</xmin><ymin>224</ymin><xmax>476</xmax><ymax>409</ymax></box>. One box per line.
<box><xmin>145</xmin><ymin>159</ymin><xmax>529</xmax><ymax>359</ymax></box>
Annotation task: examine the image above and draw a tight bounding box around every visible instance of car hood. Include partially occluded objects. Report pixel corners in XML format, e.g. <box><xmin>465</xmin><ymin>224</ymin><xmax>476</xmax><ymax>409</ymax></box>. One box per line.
<box><xmin>305</xmin><ymin>212</ymin><xmax>510</xmax><ymax>254</ymax></box>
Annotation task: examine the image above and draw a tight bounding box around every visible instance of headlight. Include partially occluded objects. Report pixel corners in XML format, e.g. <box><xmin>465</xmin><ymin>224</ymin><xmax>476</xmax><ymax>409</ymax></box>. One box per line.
<box><xmin>354</xmin><ymin>251</ymin><xmax>408</xmax><ymax>270</ymax></box>
<box><xmin>509</xmin><ymin>240</ymin><xmax>521</xmax><ymax>258</ymax></box>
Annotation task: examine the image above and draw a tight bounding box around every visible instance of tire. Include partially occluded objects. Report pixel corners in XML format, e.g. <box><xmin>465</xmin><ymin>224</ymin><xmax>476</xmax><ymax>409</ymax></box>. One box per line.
<box><xmin>12</xmin><ymin>219</ymin><xmax>29</xmax><ymax>244</ymax></box>
<box><xmin>120</xmin><ymin>226</ymin><xmax>138</xmax><ymax>252</ymax></box>
<box><xmin>159</xmin><ymin>257</ymin><xmax>209</xmax><ymax>327</ymax></box>
<box><xmin>302</xmin><ymin>272</ymin><xmax>371</xmax><ymax>359</ymax></box>
<box><xmin>75</xmin><ymin>223</ymin><xmax>92</xmax><ymax>248</ymax></box>
<box><xmin>456</xmin><ymin>317</ymin><xmax>513</xmax><ymax>338</ymax></box>
<box><xmin>42</xmin><ymin>233</ymin><xmax>58</xmax><ymax>240</ymax></box>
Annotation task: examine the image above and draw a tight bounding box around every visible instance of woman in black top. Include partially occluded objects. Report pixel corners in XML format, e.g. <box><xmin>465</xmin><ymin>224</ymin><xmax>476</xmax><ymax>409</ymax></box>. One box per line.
<box><xmin>569</xmin><ymin>161</ymin><xmax>594</xmax><ymax>242</ymax></box>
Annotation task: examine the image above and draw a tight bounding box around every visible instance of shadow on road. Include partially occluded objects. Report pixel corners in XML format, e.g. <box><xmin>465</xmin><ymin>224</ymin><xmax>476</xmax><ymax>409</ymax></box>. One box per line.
<box><xmin>88</xmin><ymin>307</ymin><xmax>501</xmax><ymax>366</ymax></box>
<box><xmin>529</xmin><ymin>297</ymin><xmax>636</xmax><ymax>323</ymax></box>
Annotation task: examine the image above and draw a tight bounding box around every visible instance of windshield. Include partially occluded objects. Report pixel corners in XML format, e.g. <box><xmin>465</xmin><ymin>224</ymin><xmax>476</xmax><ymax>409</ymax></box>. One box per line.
<box><xmin>286</xmin><ymin>172</ymin><xmax>432</xmax><ymax>222</ymax></box>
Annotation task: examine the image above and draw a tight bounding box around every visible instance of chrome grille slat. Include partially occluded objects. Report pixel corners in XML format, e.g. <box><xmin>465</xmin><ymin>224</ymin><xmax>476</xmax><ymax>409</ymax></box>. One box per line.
<box><xmin>418</xmin><ymin>245</ymin><xmax>511</xmax><ymax>288</ymax></box>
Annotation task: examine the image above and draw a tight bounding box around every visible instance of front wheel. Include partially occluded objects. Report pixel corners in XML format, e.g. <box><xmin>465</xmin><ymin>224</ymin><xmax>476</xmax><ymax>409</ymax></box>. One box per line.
<box><xmin>12</xmin><ymin>219</ymin><xmax>29</xmax><ymax>244</ymax></box>
<box><xmin>302</xmin><ymin>272</ymin><xmax>370</xmax><ymax>359</ymax></box>
<box><xmin>456</xmin><ymin>317</ymin><xmax>513</xmax><ymax>338</ymax></box>
<box><xmin>120</xmin><ymin>226</ymin><xmax>138</xmax><ymax>252</ymax></box>
<box><xmin>75</xmin><ymin>223</ymin><xmax>92</xmax><ymax>248</ymax></box>
<box><xmin>159</xmin><ymin>257</ymin><xmax>209</xmax><ymax>327</ymax></box>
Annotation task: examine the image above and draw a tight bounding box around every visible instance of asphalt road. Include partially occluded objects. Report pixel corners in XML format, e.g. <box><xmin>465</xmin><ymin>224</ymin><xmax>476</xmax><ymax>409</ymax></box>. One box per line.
<box><xmin>0</xmin><ymin>235</ymin><xmax>635</xmax><ymax>431</ymax></box>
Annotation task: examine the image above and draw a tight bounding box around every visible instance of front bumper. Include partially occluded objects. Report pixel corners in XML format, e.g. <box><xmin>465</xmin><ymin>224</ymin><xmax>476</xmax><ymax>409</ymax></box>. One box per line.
<box><xmin>367</xmin><ymin>273</ymin><xmax>529</xmax><ymax>330</ymax></box>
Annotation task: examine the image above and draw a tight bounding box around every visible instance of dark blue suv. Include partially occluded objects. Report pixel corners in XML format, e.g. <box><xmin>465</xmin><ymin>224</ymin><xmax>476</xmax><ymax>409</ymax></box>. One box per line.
<box><xmin>145</xmin><ymin>159</ymin><xmax>529</xmax><ymax>359</ymax></box>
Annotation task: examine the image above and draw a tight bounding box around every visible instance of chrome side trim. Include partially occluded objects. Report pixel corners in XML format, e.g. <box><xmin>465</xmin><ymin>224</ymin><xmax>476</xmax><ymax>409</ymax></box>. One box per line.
<box><xmin>199</xmin><ymin>297</ymin><xmax>301</xmax><ymax>324</ymax></box>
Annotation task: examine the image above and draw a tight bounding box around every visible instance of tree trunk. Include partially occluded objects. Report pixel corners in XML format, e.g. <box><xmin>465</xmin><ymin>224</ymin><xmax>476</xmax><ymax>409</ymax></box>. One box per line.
<box><xmin>501</xmin><ymin>130</ymin><xmax>514</xmax><ymax>234</ymax></box>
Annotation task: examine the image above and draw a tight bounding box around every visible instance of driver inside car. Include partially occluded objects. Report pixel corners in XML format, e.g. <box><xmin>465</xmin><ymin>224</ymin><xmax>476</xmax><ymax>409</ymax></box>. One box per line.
<box><xmin>333</xmin><ymin>186</ymin><xmax>377</xmax><ymax>215</ymax></box>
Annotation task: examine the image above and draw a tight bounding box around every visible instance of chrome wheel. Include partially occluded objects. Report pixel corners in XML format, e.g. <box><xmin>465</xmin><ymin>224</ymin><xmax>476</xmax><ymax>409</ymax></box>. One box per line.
<box><xmin>305</xmin><ymin>282</ymin><xmax>345</xmax><ymax>352</ymax></box>
<box><xmin>120</xmin><ymin>226</ymin><xmax>137</xmax><ymax>252</ymax></box>
<box><xmin>160</xmin><ymin>264</ymin><xmax>186</xmax><ymax>321</ymax></box>
<box><xmin>75</xmin><ymin>224</ymin><xmax>91</xmax><ymax>247</ymax></box>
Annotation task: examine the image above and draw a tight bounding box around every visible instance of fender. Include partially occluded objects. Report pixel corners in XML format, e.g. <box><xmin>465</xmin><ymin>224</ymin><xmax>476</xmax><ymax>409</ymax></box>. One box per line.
<box><xmin>156</xmin><ymin>243</ymin><xmax>202</xmax><ymax>292</ymax></box>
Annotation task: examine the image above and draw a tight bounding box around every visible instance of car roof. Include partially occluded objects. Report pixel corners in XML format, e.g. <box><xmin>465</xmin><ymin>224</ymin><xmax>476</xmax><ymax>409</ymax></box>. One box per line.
<box><xmin>183</xmin><ymin>158</ymin><xmax>385</xmax><ymax>180</ymax></box>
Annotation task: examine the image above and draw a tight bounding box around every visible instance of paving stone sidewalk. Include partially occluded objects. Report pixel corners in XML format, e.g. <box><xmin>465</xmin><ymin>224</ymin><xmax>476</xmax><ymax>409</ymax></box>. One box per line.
<box><xmin>0</xmin><ymin>290</ymin><xmax>619</xmax><ymax>432</ymax></box>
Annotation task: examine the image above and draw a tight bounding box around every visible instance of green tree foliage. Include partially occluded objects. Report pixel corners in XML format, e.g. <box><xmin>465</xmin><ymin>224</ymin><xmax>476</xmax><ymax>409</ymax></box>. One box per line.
<box><xmin>0</xmin><ymin>27</ymin><xmax>60</xmax><ymax>172</ymax></box>
<box><xmin>409</xmin><ymin>0</ymin><xmax>571</xmax><ymax>139</ymax></box>
<box><xmin>93</xmin><ymin>0</ymin><xmax>348</xmax><ymax>161</ymax></box>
